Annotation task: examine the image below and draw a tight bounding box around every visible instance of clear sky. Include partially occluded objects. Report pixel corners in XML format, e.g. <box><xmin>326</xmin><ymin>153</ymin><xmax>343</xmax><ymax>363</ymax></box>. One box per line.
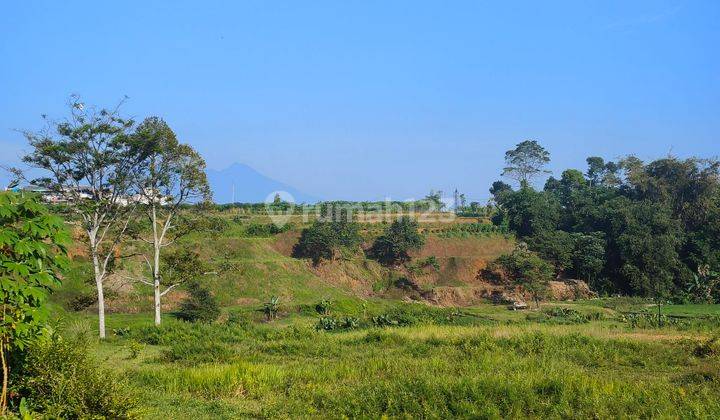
<box><xmin>1</xmin><ymin>0</ymin><xmax>718</xmax><ymax>202</ymax></box>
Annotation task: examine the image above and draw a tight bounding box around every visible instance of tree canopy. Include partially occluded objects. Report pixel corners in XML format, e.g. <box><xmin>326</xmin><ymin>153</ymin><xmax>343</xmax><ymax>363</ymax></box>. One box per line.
<box><xmin>502</xmin><ymin>140</ymin><xmax>551</xmax><ymax>187</ymax></box>
<box><xmin>369</xmin><ymin>216</ymin><xmax>425</xmax><ymax>265</ymax></box>
<box><xmin>492</xmin><ymin>149</ymin><xmax>720</xmax><ymax>299</ymax></box>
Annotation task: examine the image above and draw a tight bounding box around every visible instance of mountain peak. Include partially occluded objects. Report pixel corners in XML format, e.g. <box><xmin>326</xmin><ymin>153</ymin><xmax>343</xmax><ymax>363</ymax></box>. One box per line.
<box><xmin>207</xmin><ymin>163</ymin><xmax>318</xmax><ymax>204</ymax></box>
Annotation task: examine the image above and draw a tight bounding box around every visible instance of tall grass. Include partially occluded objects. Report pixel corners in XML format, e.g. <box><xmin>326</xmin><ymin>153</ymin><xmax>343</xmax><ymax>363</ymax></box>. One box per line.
<box><xmin>110</xmin><ymin>314</ymin><xmax>720</xmax><ymax>418</ymax></box>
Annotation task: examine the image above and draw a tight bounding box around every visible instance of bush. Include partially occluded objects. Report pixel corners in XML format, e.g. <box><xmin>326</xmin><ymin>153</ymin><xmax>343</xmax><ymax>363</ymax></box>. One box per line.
<box><xmin>244</xmin><ymin>222</ymin><xmax>292</xmax><ymax>237</ymax></box>
<box><xmin>408</xmin><ymin>256</ymin><xmax>441</xmax><ymax>274</ymax></box>
<box><xmin>621</xmin><ymin>312</ymin><xmax>687</xmax><ymax>329</ymax></box>
<box><xmin>315</xmin><ymin>299</ymin><xmax>332</xmax><ymax>315</ymax></box>
<box><xmin>10</xmin><ymin>332</ymin><xmax>138</xmax><ymax>418</ymax></box>
<box><xmin>293</xmin><ymin>218</ymin><xmax>361</xmax><ymax>264</ymax></box>
<box><xmin>491</xmin><ymin>247</ymin><xmax>554</xmax><ymax>307</ymax></box>
<box><xmin>693</xmin><ymin>336</ymin><xmax>720</xmax><ymax>358</ymax></box>
<box><xmin>66</xmin><ymin>292</ymin><xmax>97</xmax><ymax>311</ymax></box>
<box><xmin>370</xmin><ymin>217</ymin><xmax>425</xmax><ymax>265</ymax></box>
<box><xmin>176</xmin><ymin>281</ymin><xmax>220</xmax><ymax>323</ymax></box>
<box><xmin>316</xmin><ymin>316</ymin><xmax>359</xmax><ymax>331</ymax></box>
<box><xmin>126</xmin><ymin>340</ymin><xmax>144</xmax><ymax>359</ymax></box>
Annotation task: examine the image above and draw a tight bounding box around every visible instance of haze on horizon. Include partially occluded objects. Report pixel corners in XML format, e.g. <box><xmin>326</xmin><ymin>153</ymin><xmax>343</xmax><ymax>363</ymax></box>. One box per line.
<box><xmin>1</xmin><ymin>0</ymin><xmax>718</xmax><ymax>202</ymax></box>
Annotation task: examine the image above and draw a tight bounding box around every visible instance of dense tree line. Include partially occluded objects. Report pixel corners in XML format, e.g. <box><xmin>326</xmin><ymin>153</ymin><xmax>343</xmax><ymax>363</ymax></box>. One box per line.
<box><xmin>492</xmin><ymin>142</ymin><xmax>720</xmax><ymax>301</ymax></box>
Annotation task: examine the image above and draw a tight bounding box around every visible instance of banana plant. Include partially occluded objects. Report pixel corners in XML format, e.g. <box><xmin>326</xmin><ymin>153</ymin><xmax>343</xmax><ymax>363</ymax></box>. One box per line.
<box><xmin>263</xmin><ymin>296</ymin><xmax>280</xmax><ymax>321</ymax></box>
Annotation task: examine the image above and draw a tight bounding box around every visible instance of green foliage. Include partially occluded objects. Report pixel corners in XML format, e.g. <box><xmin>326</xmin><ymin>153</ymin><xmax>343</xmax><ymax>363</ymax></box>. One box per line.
<box><xmin>693</xmin><ymin>336</ymin><xmax>719</xmax><ymax>358</ymax></box>
<box><xmin>526</xmin><ymin>230</ymin><xmax>605</xmax><ymax>282</ymax></box>
<box><xmin>184</xmin><ymin>214</ymin><xmax>229</xmax><ymax>236</ymax></box>
<box><xmin>315</xmin><ymin>316</ymin><xmax>359</xmax><ymax>331</ymax></box>
<box><xmin>526</xmin><ymin>230</ymin><xmax>575</xmax><ymax>274</ymax></box>
<box><xmin>162</xmin><ymin>248</ymin><xmax>207</xmax><ymax>285</ymax></box>
<box><xmin>244</xmin><ymin>222</ymin><xmax>292</xmax><ymax>237</ymax></box>
<box><xmin>66</xmin><ymin>291</ymin><xmax>97</xmax><ymax>312</ymax></box>
<box><xmin>537</xmin><ymin>307</ymin><xmax>601</xmax><ymax>324</ymax></box>
<box><xmin>125</xmin><ymin>339</ymin><xmax>143</xmax><ymax>359</ymax></box>
<box><xmin>315</xmin><ymin>299</ymin><xmax>332</xmax><ymax>315</ymax></box>
<box><xmin>502</xmin><ymin>140</ymin><xmax>551</xmax><ymax>186</ymax></box>
<box><xmin>493</xmin><ymin>247</ymin><xmax>554</xmax><ymax>306</ymax></box>
<box><xmin>130</xmin><ymin>116</ymin><xmax>211</xmax><ymax>205</ymax></box>
<box><xmin>163</xmin><ymin>340</ymin><xmax>237</xmax><ymax>364</ymax></box>
<box><xmin>435</xmin><ymin>222</ymin><xmax>507</xmax><ymax>238</ymax></box>
<box><xmin>685</xmin><ymin>265</ymin><xmax>720</xmax><ymax>303</ymax></box>
<box><xmin>407</xmin><ymin>256</ymin><xmax>441</xmax><ymax>275</ymax></box>
<box><xmin>621</xmin><ymin>312</ymin><xmax>687</xmax><ymax>329</ymax></box>
<box><xmin>370</xmin><ymin>216</ymin><xmax>425</xmax><ymax>265</ymax></box>
<box><xmin>177</xmin><ymin>281</ymin><xmax>220</xmax><ymax>323</ymax></box>
<box><xmin>293</xmin><ymin>217</ymin><xmax>361</xmax><ymax>264</ymax></box>
<box><xmin>263</xmin><ymin>296</ymin><xmax>280</xmax><ymax>321</ymax></box>
<box><xmin>0</xmin><ymin>192</ymin><xmax>69</xmax><ymax>349</ymax></box>
<box><xmin>494</xmin><ymin>154</ymin><xmax>720</xmax><ymax>299</ymax></box>
<box><xmin>10</xmin><ymin>332</ymin><xmax>138</xmax><ymax>418</ymax></box>
<box><xmin>494</xmin><ymin>187</ymin><xmax>560</xmax><ymax>237</ymax></box>
<box><xmin>423</xmin><ymin>190</ymin><xmax>445</xmax><ymax>211</ymax></box>
<box><xmin>420</xmin><ymin>255</ymin><xmax>440</xmax><ymax>271</ymax></box>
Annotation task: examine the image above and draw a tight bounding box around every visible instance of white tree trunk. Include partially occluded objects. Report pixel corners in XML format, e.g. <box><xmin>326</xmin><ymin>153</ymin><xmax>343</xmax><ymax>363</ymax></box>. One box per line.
<box><xmin>152</xmin><ymin>203</ymin><xmax>162</xmax><ymax>326</ymax></box>
<box><xmin>153</xmin><ymin>240</ymin><xmax>162</xmax><ymax>326</ymax></box>
<box><xmin>90</xmin><ymin>238</ymin><xmax>106</xmax><ymax>339</ymax></box>
<box><xmin>154</xmin><ymin>279</ymin><xmax>161</xmax><ymax>326</ymax></box>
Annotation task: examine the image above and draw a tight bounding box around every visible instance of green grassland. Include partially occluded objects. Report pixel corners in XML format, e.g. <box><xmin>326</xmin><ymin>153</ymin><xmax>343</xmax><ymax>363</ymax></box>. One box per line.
<box><xmin>50</xmin><ymin>213</ymin><xmax>720</xmax><ymax>418</ymax></box>
<box><xmin>59</xmin><ymin>300</ymin><xmax>720</xmax><ymax>419</ymax></box>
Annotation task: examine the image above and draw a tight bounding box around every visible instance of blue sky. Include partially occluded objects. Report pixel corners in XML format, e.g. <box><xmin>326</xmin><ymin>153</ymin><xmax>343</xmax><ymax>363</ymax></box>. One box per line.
<box><xmin>1</xmin><ymin>0</ymin><xmax>718</xmax><ymax>202</ymax></box>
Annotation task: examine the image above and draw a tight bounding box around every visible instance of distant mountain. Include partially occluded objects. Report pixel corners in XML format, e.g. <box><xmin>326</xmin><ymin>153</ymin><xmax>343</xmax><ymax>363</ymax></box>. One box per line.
<box><xmin>206</xmin><ymin>163</ymin><xmax>318</xmax><ymax>204</ymax></box>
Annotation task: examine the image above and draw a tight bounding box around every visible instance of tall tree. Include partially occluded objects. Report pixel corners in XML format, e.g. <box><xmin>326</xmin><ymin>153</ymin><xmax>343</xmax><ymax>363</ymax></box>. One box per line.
<box><xmin>128</xmin><ymin>117</ymin><xmax>211</xmax><ymax>326</ymax></box>
<box><xmin>502</xmin><ymin>140</ymin><xmax>551</xmax><ymax>187</ymax></box>
<box><xmin>22</xmin><ymin>97</ymin><xmax>138</xmax><ymax>339</ymax></box>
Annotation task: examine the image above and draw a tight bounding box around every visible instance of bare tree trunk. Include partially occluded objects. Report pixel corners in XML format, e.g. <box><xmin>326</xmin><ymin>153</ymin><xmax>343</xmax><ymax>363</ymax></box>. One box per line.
<box><xmin>154</xmin><ymin>280</ymin><xmax>161</xmax><ymax>326</ymax></box>
<box><xmin>89</xmin><ymin>230</ymin><xmax>106</xmax><ymax>339</ymax></box>
<box><xmin>93</xmin><ymin>252</ymin><xmax>106</xmax><ymax>339</ymax></box>
<box><xmin>152</xmin><ymin>203</ymin><xmax>162</xmax><ymax>326</ymax></box>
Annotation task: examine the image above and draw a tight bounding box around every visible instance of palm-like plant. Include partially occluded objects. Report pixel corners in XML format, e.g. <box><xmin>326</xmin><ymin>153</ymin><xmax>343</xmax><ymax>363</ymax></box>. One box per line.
<box><xmin>263</xmin><ymin>296</ymin><xmax>280</xmax><ymax>321</ymax></box>
<box><xmin>687</xmin><ymin>265</ymin><xmax>719</xmax><ymax>303</ymax></box>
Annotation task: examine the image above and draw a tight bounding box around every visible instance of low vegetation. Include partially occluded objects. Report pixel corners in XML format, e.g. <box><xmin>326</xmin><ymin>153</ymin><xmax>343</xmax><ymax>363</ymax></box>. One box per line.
<box><xmin>59</xmin><ymin>301</ymin><xmax>720</xmax><ymax>418</ymax></box>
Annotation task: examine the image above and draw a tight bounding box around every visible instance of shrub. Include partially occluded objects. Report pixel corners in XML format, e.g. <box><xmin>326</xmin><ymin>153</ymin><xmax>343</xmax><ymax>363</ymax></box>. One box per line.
<box><xmin>316</xmin><ymin>316</ymin><xmax>359</xmax><ymax>331</ymax></box>
<box><xmin>408</xmin><ymin>256</ymin><xmax>441</xmax><ymax>274</ymax></box>
<box><xmin>693</xmin><ymin>336</ymin><xmax>720</xmax><ymax>358</ymax></box>
<box><xmin>126</xmin><ymin>340</ymin><xmax>144</xmax><ymax>359</ymax></box>
<box><xmin>621</xmin><ymin>312</ymin><xmax>687</xmax><ymax>329</ymax></box>
<box><xmin>370</xmin><ymin>216</ymin><xmax>425</xmax><ymax>265</ymax></box>
<box><xmin>112</xmin><ymin>327</ymin><xmax>131</xmax><ymax>337</ymax></box>
<box><xmin>316</xmin><ymin>316</ymin><xmax>337</xmax><ymax>331</ymax></box>
<box><xmin>245</xmin><ymin>222</ymin><xmax>292</xmax><ymax>237</ymax></box>
<box><xmin>315</xmin><ymin>299</ymin><xmax>332</xmax><ymax>315</ymax></box>
<box><xmin>176</xmin><ymin>281</ymin><xmax>220</xmax><ymax>323</ymax></box>
<box><xmin>293</xmin><ymin>218</ymin><xmax>361</xmax><ymax>264</ymax></box>
<box><xmin>66</xmin><ymin>292</ymin><xmax>97</xmax><ymax>311</ymax></box>
<box><xmin>491</xmin><ymin>246</ymin><xmax>554</xmax><ymax>307</ymax></box>
<box><xmin>10</xmin><ymin>333</ymin><xmax>138</xmax><ymax>418</ymax></box>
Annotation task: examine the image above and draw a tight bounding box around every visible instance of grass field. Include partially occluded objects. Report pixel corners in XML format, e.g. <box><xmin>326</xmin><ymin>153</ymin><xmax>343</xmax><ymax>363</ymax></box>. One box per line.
<box><xmin>58</xmin><ymin>299</ymin><xmax>720</xmax><ymax>419</ymax></box>
<box><xmin>48</xmin><ymin>214</ymin><xmax>720</xmax><ymax>418</ymax></box>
